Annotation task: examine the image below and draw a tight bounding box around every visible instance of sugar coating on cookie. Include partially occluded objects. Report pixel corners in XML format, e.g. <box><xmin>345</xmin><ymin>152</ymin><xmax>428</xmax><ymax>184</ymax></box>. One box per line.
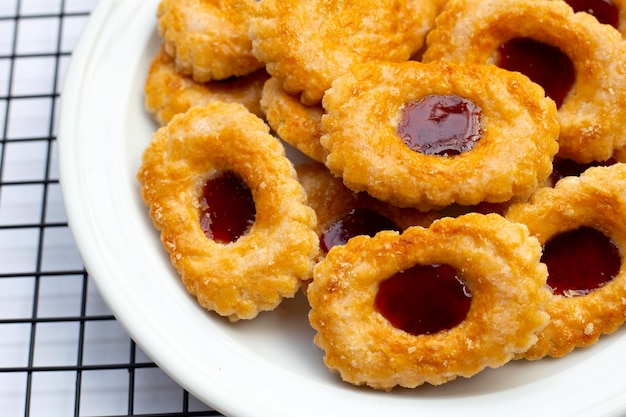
<box><xmin>506</xmin><ymin>163</ymin><xmax>626</xmax><ymax>359</ymax></box>
<box><xmin>145</xmin><ymin>46</ymin><xmax>269</xmax><ymax>126</ymax></box>
<box><xmin>158</xmin><ymin>0</ymin><xmax>264</xmax><ymax>82</ymax></box>
<box><xmin>261</xmin><ymin>78</ymin><xmax>327</xmax><ymax>163</ymax></box>
<box><xmin>556</xmin><ymin>0</ymin><xmax>626</xmax><ymax>37</ymax></box>
<box><xmin>424</xmin><ymin>0</ymin><xmax>626</xmax><ymax>163</ymax></box>
<box><xmin>321</xmin><ymin>60</ymin><xmax>559</xmax><ymax>210</ymax></box>
<box><xmin>297</xmin><ymin>163</ymin><xmax>441</xmax><ymax>253</ymax></box>
<box><xmin>308</xmin><ymin>213</ymin><xmax>550</xmax><ymax>390</ymax></box>
<box><xmin>249</xmin><ymin>0</ymin><xmax>446</xmax><ymax>104</ymax></box>
<box><xmin>140</xmin><ymin>0</ymin><xmax>626</xmax><ymax>388</ymax></box>
<box><xmin>137</xmin><ymin>102</ymin><xmax>319</xmax><ymax>321</ymax></box>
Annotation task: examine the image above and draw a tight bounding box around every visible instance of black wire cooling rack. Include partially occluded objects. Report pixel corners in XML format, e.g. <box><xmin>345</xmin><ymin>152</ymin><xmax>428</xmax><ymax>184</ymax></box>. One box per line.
<box><xmin>0</xmin><ymin>1</ymin><xmax>221</xmax><ymax>416</ymax></box>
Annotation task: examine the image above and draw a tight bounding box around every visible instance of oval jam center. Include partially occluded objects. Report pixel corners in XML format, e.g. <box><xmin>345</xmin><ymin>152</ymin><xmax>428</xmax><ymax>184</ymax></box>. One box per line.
<box><xmin>320</xmin><ymin>208</ymin><xmax>400</xmax><ymax>253</ymax></box>
<box><xmin>397</xmin><ymin>94</ymin><xmax>483</xmax><ymax>156</ymax></box>
<box><xmin>497</xmin><ymin>37</ymin><xmax>575</xmax><ymax>109</ymax></box>
<box><xmin>541</xmin><ymin>226</ymin><xmax>621</xmax><ymax>297</ymax></box>
<box><xmin>565</xmin><ymin>0</ymin><xmax>619</xmax><ymax>28</ymax></box>
<box><xmin>375</xmin><ymin>263</ymin><xmax>472</xmax><ymax>336</ymax></box>
<box><xmin>199</xmin><ymin>171</ymin><xmax>256</xmax><ymax>244</ymax></box>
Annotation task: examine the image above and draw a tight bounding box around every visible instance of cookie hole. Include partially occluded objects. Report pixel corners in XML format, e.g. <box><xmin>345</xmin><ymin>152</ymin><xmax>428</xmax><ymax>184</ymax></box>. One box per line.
<box><xmin>320</xmin><ymin>208</ymin><xmax>400</xmax><ymax>253</ymax></box>
<box><xmin>564</xmin><ymin>0</ymin><xmax>620</xmax><ymax>29</ymax></box>
<box><xmin>199</xmin><ymin>170</ymin><xmax>256</xmax><ymax>243</ymax></box>
<box><xmin>541</xmin><ymin>226</ymin><xmax>621</xmax><ymax>297</ymax></box>
<box><xmin>375</xmin><ymin>263</ymin><xmax>472</xmax><ymax>335</ymax></box>
<box><xmin>397</xmin><ymin>94</ymin><xmax>483</xmax><ymax>156</ymax></box>
<box><xmin>496</xmin><ymin>37</ymin><xmax>576</xmax><ymax>109</ymax></box>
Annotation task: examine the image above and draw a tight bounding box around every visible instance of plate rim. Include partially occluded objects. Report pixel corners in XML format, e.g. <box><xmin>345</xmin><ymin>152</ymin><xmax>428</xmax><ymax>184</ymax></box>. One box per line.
<box><xmin>57</xmin><ymin>1</ymin><xmax>626</xmax><ymax>416</ymax></box>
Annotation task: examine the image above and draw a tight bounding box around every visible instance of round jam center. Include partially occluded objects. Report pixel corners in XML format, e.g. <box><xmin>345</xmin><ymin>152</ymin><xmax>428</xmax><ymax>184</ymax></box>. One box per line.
<box><xmin>397</xmin><ymin>94</ymin><xmax>483</xmax><ymax>156</ymax></box>
<box><xmin>320</xmin><ymin>208</ymin><xmax>400</xmax><ymax>253</ymax></box>
<box><xmin>549</xmin><ymin>157</ymin><xmax>617</xmax><ymax>186</ymax></box>
<box><xmin>497</xmin><ymin>38</ymin><xmax>575</xmax><ymax>109</ymax></box>
<box><xmin>199</xmin><ymin>171</ymin><xmax>256</xmax><ymax>244</ymax></box>
<box><xmin>375</xmin><ymin>263</ymin><xmax>472</xmax><ymax>335</ymax></box>
<box><xmin>565</xmin><ymin>0</ymin><xmax>619</xmax><ymax>28</ymax></box>
<box><xmin>542</xmin><ymin>226</ymin><xmax>621</xmax><ymax>297</ymax></box>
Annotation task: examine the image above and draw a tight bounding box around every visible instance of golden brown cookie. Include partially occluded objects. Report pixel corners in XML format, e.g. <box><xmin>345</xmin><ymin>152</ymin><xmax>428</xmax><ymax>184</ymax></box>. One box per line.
<box><xmin>546</xmin><ymin>156</ymin><xmax>620</xmax><ymax>187</ymax></box>
<box><xmin>505</xmin><ymin>163</ymin><xmax>626</xmax><ymax>359</ymax></box>
<box><xmin>249</xmin><ymin>0</ymin><xmax>446</xmax><ymax>104</ymax></box>
<box><xmin>144</xmin><ymin>46</ymin><xmax>269</xmax><ymax>126</ymax></box>
<box><xmin>613</xmin><ymin>0</ymin><xmax>626</xmax><ymax>35</ymax></box>
<box><xmin>137</xmin><ymin>102</ymin><xmax>319</xmax><ymax>321</ymax></box>
<box><xmin>157</xmin><ymin>0</ymin><xmax>263</xmax><ymax>82</ymax></box>
<box><xmin>423</xmin><ymin>0</ymin><xmax>626</xmax><ymax>163</ymax></box>
<box><xmin>260</xmin><ymin>78</ymin><xmax>326</xmax><ymax>163</ymax></box>
<box><xmin>308</xmin><ymin>213</ymin><xmax>550</xmax><ymax>390</ymax></box>
<box><xmin>296</xmin><ymin>163</ymin><xmax>441</xmax><ymax>253</ymax></box>
<box><xmin>556</xmin><ymin>0</ymin><xmax>626</xmax><ymax>37</ymax></box>
<box><xmin>321</xmin><ymin>60</ymin><xmax>559</xmax><ymax>211</ymax></box>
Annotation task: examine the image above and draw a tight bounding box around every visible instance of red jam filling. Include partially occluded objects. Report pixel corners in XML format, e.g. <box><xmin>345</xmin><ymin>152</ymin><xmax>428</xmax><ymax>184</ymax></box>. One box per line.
<box><xmin>375</xmin><ymin>263</ymin><xmax>472</xmax><ymax>335</ymax></box>
<box><xmin>397</xmin><ymin>94</ymin><xmax>483</xmax><ymax>156</ymax></box>
<box><xmin>199</xmin><ymin>171</ymin><xmax>256</xmax><ymax>244</ymax></box>
<box><xmin>497</xmin><ymin>38</ymin><xmax>575</xmax><ymax>109</ymax></box>
<box><xmin>542</xmin><ymin>226</ymin><xmax>621</xmax><ymax>297</ymax></box>
<box><xmin>549</xmin><ymin>157</ymin><xmax>617</xmax><ymax>186</ymax></box>
<box><xmin>320</xmin><ymin>208</ymin><xmax>400</xmax><ymax>253</ymax></box>
<box><xmin>565</xmin><ymin>0</ymin><xmax>619</xmax><ymax>28</ymax></box>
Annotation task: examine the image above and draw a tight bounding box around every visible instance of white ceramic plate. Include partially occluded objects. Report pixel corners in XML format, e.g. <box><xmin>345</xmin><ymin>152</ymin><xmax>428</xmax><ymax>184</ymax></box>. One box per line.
<box><xmin>58</xmin><ymin>1</ymin><xmax>626</xmax><ymax>416</ymax></box>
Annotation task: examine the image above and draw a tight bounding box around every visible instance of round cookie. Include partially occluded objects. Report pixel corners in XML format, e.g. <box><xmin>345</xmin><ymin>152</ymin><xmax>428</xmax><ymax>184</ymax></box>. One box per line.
<box><xmin>137</xmin><ymin>102</ymin><xmax>319</xmax><ymax>321</ymax></box>
<box><xmin>308</xmin><ymin>213</ymin><xmax>550</xmax><ymax>390</ymax></box>
<box><xmin>145</xmin><ymin>46</ymin><xmax>268</xmax><ymax>126</ymax></box>
<box><xmin>505</xmin><ymin>163</ymin><xmax>626</xmax><ymax>359</ymax></box>
<box><xmin>423</xmin><ymin>0</ymin><xmax>626</xmax><ymax>163</ymax></box>
<box><xmin>157</xmin><ymin>0</ymin><xmax>264</xmax><ymax>82</ymax></box>
<box><xmin>320</xmin><ymin>60</ymin><xmax>559</xmax><ymax>210</ymax></box>
<box><xmin>249</xmin><ymin>0</ymin><xmax>446</xmax><ymax>104</ymax></box>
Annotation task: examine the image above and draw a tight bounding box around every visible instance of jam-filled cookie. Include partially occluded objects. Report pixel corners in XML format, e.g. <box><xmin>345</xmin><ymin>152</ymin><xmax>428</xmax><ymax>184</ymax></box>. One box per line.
<box><xmin>423</xmin><ymin>0</ymin><xmax>626</xmax><ymax>163</ymax></box>
<box><xmin>296</xmin><ymin>163</ymin><xmax>441</xmax><ymax>254</ymax></box>
<box><xmin>506</xmin><ymin>163</ymin><xmax>626</xmax><ymax>359</ymax></box>
<box><xmin>321</xmin><ymin>60</ymin><xmax>559</xmax><ymax>211</ymax></box>
<box><xmin>249</xmin><ymin>0</ymin><xmax>445</xmax><ymax>104</ymax></box>
<box><xmin>145</xmin><ymin>46</ymin><xmax>269</xmax><ymax>126</ymax></box>
<box><xmin>137</xmin><ymin>102</ymin><xmax>319</xmax><ymax>321</ymax></box>
<box><xmin>260</xmin><ymin>78</ymin><xmax>326</xmax><ymax>163</ymax></box>
<box><xmin>157</xmin><ymin>0</ymin><xmax>264</xmax><ymax>82</ymax></box>
<box><xmin>308</xmin><ymin>213</ymin><xmax>550</xmax><ymax>390</ymax></box>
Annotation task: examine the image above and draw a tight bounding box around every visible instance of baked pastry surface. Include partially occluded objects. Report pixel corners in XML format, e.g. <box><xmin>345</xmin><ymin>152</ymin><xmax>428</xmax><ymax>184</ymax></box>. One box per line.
<box><xmin>296</xmin><ymin>162</ymin><xmax>441</xmax><ymax>252</ymax></box>
<box><xmin>424</xmin><ymin>0</ymin><xmax>626</xmax><ymax>163</ymax></box>
<box><xmin>321</xmin><ymin>60</ymin><xmax>559</xmax><ymax>210</ymax></box>
<box><xmin>145</xmin><ymin>45</ymin><xmax>268</xmax><ymax>126</ymax></box>
<box><xmin>556</xmin><ymin>0</ymin><xmax>626</xmax><ymax>36</ymax></box>
<box><xmin>308</xmin><ymin>213</ymin><xmax>550</xmax><ymax>390</ymax></box>
<box><xmin>261</xmin><ymin>78</ymin><xmax>326</xmax><ymax>163</ymax></box>
<box><xmin>158</xmin><ymin>0</ymin><xmax>263</xmax><ymax>82</ymax></box>
<box><xmin>249</xmin><ymin>0</ymin><xmax>445</xmax><ymax>104</ymax></box>
<box><xmin>506</xmin><ymin>163</ymin><xmax>626</xmax><ymax>359</ymax></box>
<box><xmin>137</xmin><ymin>102</ymin><xmax>319</xmax><ymax>321</ymax></box>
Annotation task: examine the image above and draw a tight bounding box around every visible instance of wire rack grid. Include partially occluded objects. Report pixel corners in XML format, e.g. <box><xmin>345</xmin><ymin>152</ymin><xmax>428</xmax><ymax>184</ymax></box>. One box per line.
<box><xmin>0</xmin><ymin>1</ymin><xmax>222</xmax><ymax>416</ymax></box>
